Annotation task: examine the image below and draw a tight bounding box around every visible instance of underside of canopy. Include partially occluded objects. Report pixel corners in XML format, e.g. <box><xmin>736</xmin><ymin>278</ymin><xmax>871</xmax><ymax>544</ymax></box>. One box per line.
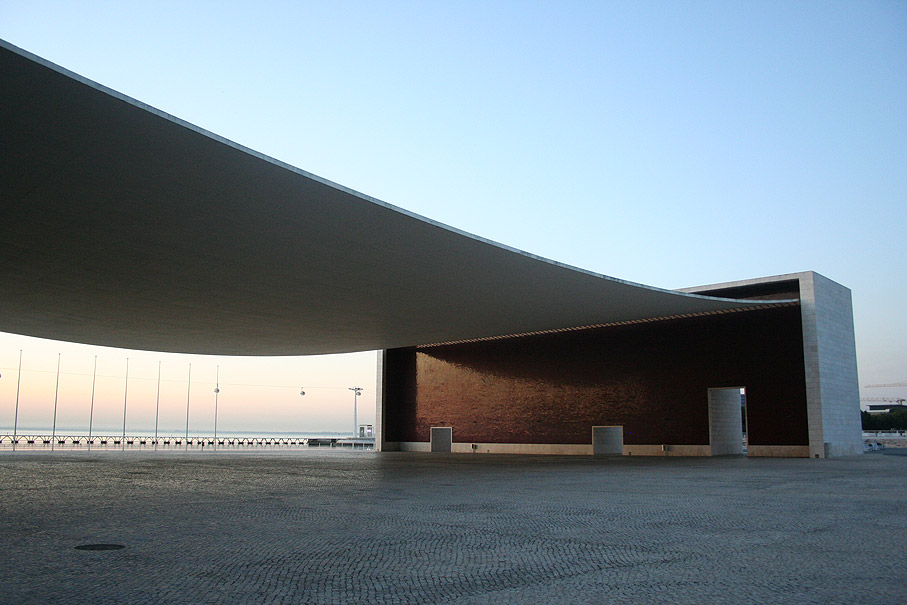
<box><xmin>0</xmin><ymin>40</ymin><xmax>784</xmax><ymax>355</ymax></box>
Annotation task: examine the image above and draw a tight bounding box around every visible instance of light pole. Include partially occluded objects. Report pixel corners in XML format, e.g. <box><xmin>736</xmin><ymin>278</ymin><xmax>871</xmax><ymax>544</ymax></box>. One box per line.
<box><xmin>299</xmin><ymin>387</ymin><xmax>306</xmax><ymax>444</ymax></box>
<box><xmin>88</xmin><ymin>356</ymin><xmax>97</xmax><ymax>450</ymax></box>
<box><xmin>51</xmin><ymin>353</ymin><xmax>60</xmax><ymax>451</ymax></box>
<box><xmin>185</xmin><ymin>362</ymin><xmax>192</xmax><ymax>448</ymax></box>
<box><xmin>349</xmin><ymin>387</ymin><xmax>362</xmax><ymax>437</ymax></box>
<box><xmin>213</xmin><ymin>365</ymin><xmax>219</xmax><ymax>449</ymax></box>
<box><xmin>12</xmin><ymin>350</ymin><xmax>22</xmax><ymax>451</ymax></box>
<box><xmin>154</xmin><ymin>361</ymin><xmax>161</xmax><ymax>449</ymax></box>
<box><xmin>122</xmin><ymin>358</ymin><xmax>129</xmax><ymax>451</ymax></box>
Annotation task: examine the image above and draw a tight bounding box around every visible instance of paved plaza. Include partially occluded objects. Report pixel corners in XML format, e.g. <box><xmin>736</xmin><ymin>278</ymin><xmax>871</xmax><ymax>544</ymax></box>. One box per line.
<box><xmin>1</xmin><ymin>450</ymin><xmax>904</xmax><ymax>604</ymax></box>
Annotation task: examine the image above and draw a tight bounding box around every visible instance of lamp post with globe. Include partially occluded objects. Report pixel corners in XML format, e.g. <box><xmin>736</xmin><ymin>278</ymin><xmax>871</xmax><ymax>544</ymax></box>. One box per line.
<box><xmin>349</xmin><ymin>387</ymin><xmax>362</xmax><ymax>437</ymax></box>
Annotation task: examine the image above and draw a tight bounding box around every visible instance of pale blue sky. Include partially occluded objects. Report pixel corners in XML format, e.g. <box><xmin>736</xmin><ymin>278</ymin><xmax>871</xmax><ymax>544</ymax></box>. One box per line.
<box><xmin>1</xmin><ymin>1</ymin><xmax>904</xmax><ymax>430</ymax></box>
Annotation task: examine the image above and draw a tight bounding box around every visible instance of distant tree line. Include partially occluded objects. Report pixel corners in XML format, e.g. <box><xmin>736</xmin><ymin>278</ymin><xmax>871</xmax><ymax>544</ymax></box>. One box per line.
<box><xmin>861</xmin><ymin>409</ymin><xmax>907</xmax><ymax>431</ymax></box>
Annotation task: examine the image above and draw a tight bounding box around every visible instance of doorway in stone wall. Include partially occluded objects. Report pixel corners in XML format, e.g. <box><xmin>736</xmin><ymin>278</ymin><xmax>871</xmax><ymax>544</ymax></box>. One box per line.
<box><xmin>708</xmin><ymin>387</ymin><xmax>747</xmax><ymax>456</ymax></box>
<box><xmin>592</xmin><ymin>426</ymin><xmax>624</xmax><ymax>456</ymax></box>
<box><xmin>740</xmin><ymin>388</ymin><xmax>748</xmax><ymax>454</ymax></box>
<box><xmin>430</xmin><ymin>427</ymin><xmax>452</xmax><ymax>453</ymax></box>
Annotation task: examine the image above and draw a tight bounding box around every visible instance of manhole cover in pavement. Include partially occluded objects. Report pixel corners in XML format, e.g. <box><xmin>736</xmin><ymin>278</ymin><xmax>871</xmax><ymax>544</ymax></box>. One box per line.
<box><xmin>75</xmin><ymin>544</ymin><xmax>125</xmax><ymax>551</ymax></box>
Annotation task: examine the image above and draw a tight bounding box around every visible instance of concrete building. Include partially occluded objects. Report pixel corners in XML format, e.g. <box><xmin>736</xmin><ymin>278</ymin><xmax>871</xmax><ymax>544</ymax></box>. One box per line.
<box><xmin>0</xmin><ymin>40</ymin><xmax>861</xmax><ymax>458</ymax></box>
<box><xmin>379</xmin><ymin>272</ymin><xmax>862</xmax><ymax>458</ymax></box>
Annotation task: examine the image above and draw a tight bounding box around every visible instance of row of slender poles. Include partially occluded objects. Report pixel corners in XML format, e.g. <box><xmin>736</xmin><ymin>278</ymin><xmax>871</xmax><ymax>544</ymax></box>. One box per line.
<box><xmin>10</xmin><ymin>355</ymin><xmax>206</xmax><ymax>450</ymax></box>
<box><xmin>5</xmin><ymin>354</ymin><xmax>365</xmax><ymax>447</ymax></box>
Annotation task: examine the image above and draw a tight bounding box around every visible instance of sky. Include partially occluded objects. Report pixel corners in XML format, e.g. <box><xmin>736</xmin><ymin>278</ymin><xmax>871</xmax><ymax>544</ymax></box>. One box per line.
<box><xmin>0</xmin><ymin>1</ymin><xmax>904</xmax><ymax>431</ymax></box>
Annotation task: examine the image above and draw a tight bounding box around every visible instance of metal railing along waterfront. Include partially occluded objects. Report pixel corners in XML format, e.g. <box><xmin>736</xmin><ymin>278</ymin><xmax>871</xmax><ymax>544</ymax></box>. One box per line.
<box><xmin>0</xmin><ymin>434</ymin><xmax>373</xmax><ymax>449</ymax></box>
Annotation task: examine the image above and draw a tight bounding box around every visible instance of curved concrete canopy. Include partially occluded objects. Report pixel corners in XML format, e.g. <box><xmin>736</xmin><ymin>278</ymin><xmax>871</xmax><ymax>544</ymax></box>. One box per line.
<box><xmin>0</xmin><ymin>41</ymin><xmax>782</xmax><ymax>355</ymax></box>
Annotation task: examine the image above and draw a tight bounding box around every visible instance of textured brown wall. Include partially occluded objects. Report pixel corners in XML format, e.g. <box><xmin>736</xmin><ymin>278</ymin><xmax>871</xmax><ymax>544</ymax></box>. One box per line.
<box><xmin>384</xmin><ymin>305</ymin><xmax>808</xmax><ymax>447</ymax></box>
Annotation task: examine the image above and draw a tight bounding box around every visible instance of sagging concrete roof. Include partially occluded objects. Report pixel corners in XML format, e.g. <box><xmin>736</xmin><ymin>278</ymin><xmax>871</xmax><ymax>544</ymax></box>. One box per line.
<box><xmin>0</xmin><ymin>40</ymin><xmax>783</xmax><ymax>355</ymax></box>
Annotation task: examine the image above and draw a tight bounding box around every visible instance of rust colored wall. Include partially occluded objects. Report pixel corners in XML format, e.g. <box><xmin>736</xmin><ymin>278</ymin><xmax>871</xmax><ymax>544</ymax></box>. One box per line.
<box><xmin>384</xmin><ymin>305</ymin><xmax>808</xmax><ymax>447</ymax></box>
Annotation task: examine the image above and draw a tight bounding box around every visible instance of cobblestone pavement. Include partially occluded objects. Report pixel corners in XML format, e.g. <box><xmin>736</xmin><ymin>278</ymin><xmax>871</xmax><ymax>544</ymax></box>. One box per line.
<box><xmin>1</xmin><ymin>450</ymin><xmax>904</xmax><ymax>604</ymax></box>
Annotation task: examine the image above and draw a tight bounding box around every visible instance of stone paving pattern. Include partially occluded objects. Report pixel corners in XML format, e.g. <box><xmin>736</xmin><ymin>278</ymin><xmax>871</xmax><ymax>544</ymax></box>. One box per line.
<box><xmin>1</xmin><ymin>450</ymin><xmax>905</xmax><ymax>604</ymax></box>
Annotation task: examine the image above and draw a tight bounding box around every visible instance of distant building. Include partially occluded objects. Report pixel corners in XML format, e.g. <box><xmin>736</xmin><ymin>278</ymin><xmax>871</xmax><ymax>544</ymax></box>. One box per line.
<box><xmin>866</xmin><ymin>404</ymin><xmax>907</xmax><ymax>414</ymax></box>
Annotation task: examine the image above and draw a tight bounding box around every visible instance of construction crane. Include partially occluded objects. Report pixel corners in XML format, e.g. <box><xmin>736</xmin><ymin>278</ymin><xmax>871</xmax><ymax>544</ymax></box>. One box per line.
<box><xmin>864</xmin><ymin>382</ymin><xmax>907</xmax><ymax>388</ymax></box>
